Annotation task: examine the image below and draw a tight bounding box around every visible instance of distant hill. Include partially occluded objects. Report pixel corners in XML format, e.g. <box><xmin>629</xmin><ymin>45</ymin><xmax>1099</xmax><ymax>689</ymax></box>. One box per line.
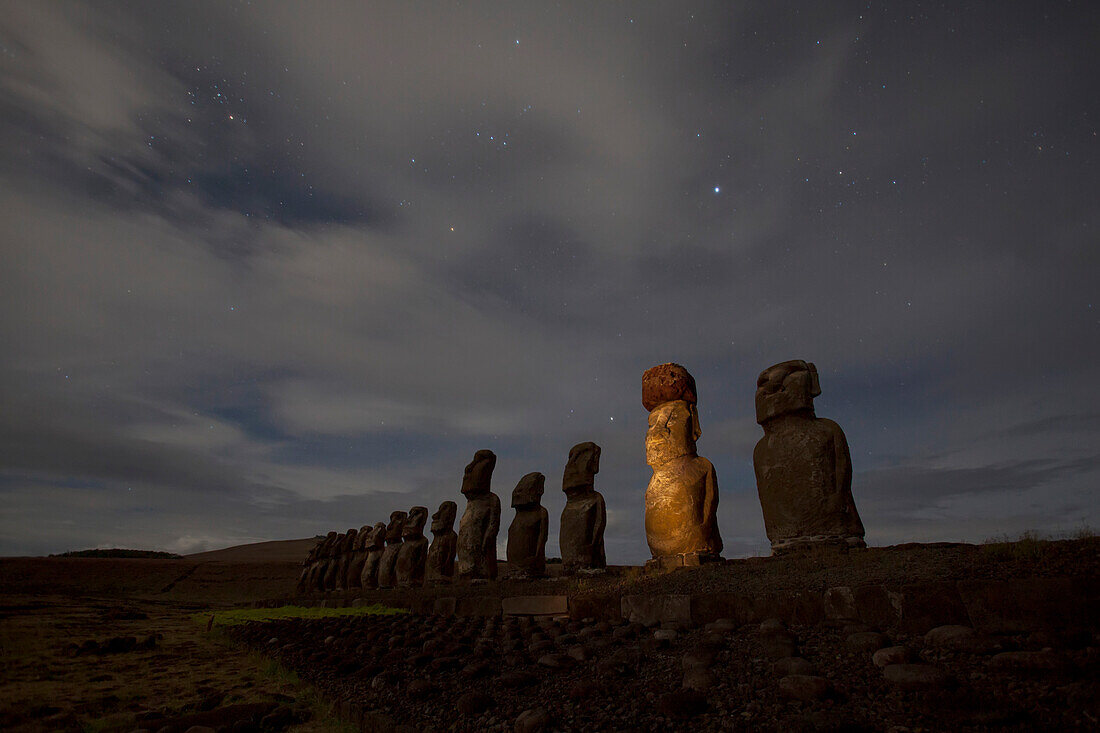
<box><xmin>185</xmin><ymin>537</ymin><xmax>320</xmax><ymax>563</ymax></box>
<box><xmin>52</xmin><ymin>548</ymin><xmax>183</xmax><ymax>559</ymax></box>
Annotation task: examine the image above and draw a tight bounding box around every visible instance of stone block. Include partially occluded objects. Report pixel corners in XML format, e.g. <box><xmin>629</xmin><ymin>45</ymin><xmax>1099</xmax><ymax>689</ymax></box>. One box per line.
<box><xmin>959</xmin><ymin>578</ymin><xmax>1099</xmax><ymax>634</ymax></box>
<box><xmin>824</xmin><ymin>587</ymin><xmax>857</xmax><ymax>621</ymax></box>
<box><xmin>502</xmin><ymin>595</ymin><xmax>569</xmax><ymax>616</ymax></box>
<box><xmin>622</xmin><ymin>594</ymin><xmax>691</xmax><ymax>626</ymax></box>
<box><xmin>432</xmin><ymin>596</ymin><xmax>456</xmax><ymax>616</ymax></box>
<box><xmin>568</xmin><ymin>594</ymin><xmax>621</xmax><ymax>622</ymax></box>
<box><xmin>895</xmin><ymin>582</ymin><xmax>969</xmax><ymax>634</ymax></box>
<box><xmin>852</xmin><ymin>585</ymin><xmax>901</xmax><ymax>629</ymax></box>
<box><xmin>690</xmin><ymin>593</ymin><xmax>752</xmax><ymax>625</ymax></box>
<box><xmin>455</xmin><ymin>595</ymin><xmax>502</xmax><ymax>617</ymax></box>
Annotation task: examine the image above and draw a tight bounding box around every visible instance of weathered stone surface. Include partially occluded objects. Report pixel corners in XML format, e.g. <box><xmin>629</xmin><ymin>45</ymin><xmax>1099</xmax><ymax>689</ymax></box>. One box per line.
<box><xmin>501</xmin><ymin>595</ymin><xmax>568</xmax><ymax>617</ymax></box>
<box><xmin>753</xmin><ymin>360</ymin><xmax>865</xmax><ymax>552</ymax></box>
<box><xmin>682</xmin><ymin>667</ymin><xmax>715</xmax><ymax>691</ymax></box>
<box><xmin>622</xmin><ymin>594</ymin><xmax>692</xmax><ymax>626</ymax></box>
<box><xmin>506</xmin><ymin>472</ymin><xmax>549</xmax><ymax>579</ymax></box>
<box><xmin>514</xmin><ymin>707</ymin><xmax>551</xmax><ymax>733</ymax></box>
<box><xmin>559</xmin><ymin>442</ymin><xmax>607</xmax><ymax>572</ymax></box>
<box><xmin>456</xmin><ymin>449</ymin><xmax>501</xmax><ymax>581</ymax></box>
<box><xmin>989</xmin><ymin>650</ymin><xmax>1070</xmax><ymax>673</ymax></box>
<box><xmin>568</xmin><ymin>594</ymin><xmax>621</xmax><ymax>622</ymax></box>
<box><xmin>924</xmin><ymin>625</ymin><xmax>977</xmax><ymax>649</ymax></box>
<box><xmin>872</xmin><ymin>646</ymin><xmax>913</xmax><ymax>667</ymax></box>
<box><xmin>455</xmin><ymin>596</ymin><xmax>502</xmax><ymax>617</ymax></box>
<box><xmin>778</xmin><ymin>674</ymin><xmax>832</xmax><ymax>700</ymax></box>
<box><xmin>643</xmin><ymin>363</ymin><xmax>722</xmax><ymax>561</ymax></box>
<box><xmin>772</xmin><ymin>657</ymin><xmax>816</xmax><ymax>676</ymax></box>
<box><xmin>759</xmin><ymin>629</ymin><xmax>798</xmax><ymax>658</ymax></box>
<box><xmin>642</xmin><ymin>362</ymin><xmax>698</xmax><ymax>411</ymax></box>
<box><xmin>656</xmin><ymin>689</ymin><xmax>707</xmax><ymax>718</ymax></box>
<box><xmin>360</xmin><ymin>522</ymin><xmax>387</xmax><ymax>590</ymax></box>
<box><xmin>432</xmin><ymin>596</ymin><xmax>456</xmax><ymax>616</ymax></box>
<box><xmin>959</xmin><ymin>578</ymin><xmax>1099</xmax><ymax>634</ymax></box>
<box><xmin>376</xmin><ymin>511</ymin><xmax>407</xmax><ymax>589</ymax></box>
<box><xmin>846</xmin><ymin>631</ymin><xmax>891</xmax><ymax>652</ymax></box>
<box><xmin>425</xmin><ymin>501</ymin><xmax>458</xmax><ymax>584</ymax></box>
<box><xmin>883</xmin><ymin>663</ymin><xmax>954</xmax><ymax>690</ymax></box>
<box><xmin>896</xmin><ymin>582</ymin><xmax>970</xmax><ymax>634</ymax></box>
<box><xmin>395</xmin><ymin>506</ymin><xmax>428</xmax><ymax>588</ymax></box>
<box><xmin>653</xmin><ymin>628</ymin><xmax>678</xmax><ymax>641</ymax></box>
<box><xmin>824</xmin><ymin>586</ymin><xmax>857</xmax><ymax>621</ymax></box>
<box><xmin>455</xmin><ymin>691</ymin><xmax>494</xmax><ymax>715</ymax></box>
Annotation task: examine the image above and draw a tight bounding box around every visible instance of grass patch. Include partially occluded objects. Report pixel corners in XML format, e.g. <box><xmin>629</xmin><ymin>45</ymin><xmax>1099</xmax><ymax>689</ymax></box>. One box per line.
<box><xmin>194</xmin><ymin>603</ymin><xmax>405</xmax><ymax>628</ymax></box>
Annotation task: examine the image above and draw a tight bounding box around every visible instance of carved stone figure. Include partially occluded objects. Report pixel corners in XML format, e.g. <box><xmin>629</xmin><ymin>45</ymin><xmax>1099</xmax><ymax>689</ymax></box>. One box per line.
<box><xmin>753</xmin><ymin>360</ymin><xmax>865</xmax><ymax>552</ymax></box>
<box><xmin>396</xmin><ymin>506</ymin><xmax>429</xmax><ymax>588</ymax></box>
<box><xmin>345</xmin><ymin>525</ymin><xmax>370</xmax><ymax>590</ymax></box>
<box><xmin>560</xmin><ymin>441</ymin><xmax>607</xmax><ymax>573</ymax></box>
<box><xmin>426</xmin><ymin>500</ymin><xmax>458</xmax><ymax>584</ymax></box>
<box><xmin>360</xmin><ymin>522</ymin><xmax>387</xmax><ymax>590</ymax></box>
<box><xmin>336</xmin><ymin>527</ymin><xmax>358</xmax><ymax>591</ymax></box>
<box><xmin>322</xmin><ymin>532</ymin><xmax>346</xmax><ymax>591</ymax></box>
<box><xmin>642</xmin><ymin>363</ymin><xmax>722</xmax><ymax>563</ymax></box>
<box><xmin>307</xmin><ymin>532</ymin><xmax>337</xmax><ymax>591</ymax></box>
<box><xmin>456</xmin><ymin>449</ymin><xmax>501</xmax><ymax>581</ymax></box>
<box><xmin>506</xmin><ymin>472</ymin><xmax>549</xmax><ymax>578</ymax></box>
<box><xmin>297</xmin><ymin>535</ymin><xmax>324</xmax><ymax>594</ymax></box>
<box><xmin>376</xmin><ymin>511</ymin><xmax>407</xmax><ymax>589</ymax></box>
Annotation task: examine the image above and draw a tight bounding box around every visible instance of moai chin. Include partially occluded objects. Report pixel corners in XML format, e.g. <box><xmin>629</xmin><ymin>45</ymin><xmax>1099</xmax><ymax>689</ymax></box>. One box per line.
<box><xmin>426</xmin><ymin>500</ymin><xmax>458</xmax><ymax>584</ymax></box>
<box><xmin>753</xmin><ymin>360</ymin><xmax>865</xmax><ymax>553</ymax></box>
<box><xmin>345</xmin><ymin>525</ymin><xmax>370</xmax><ymax>590</ymax></box>
<box><xmin>560</xmin><ymin>441</ymin><xmax>607</xmax><ymax>573</ymax></box>
<box><xmin>506</xmin><ymin>472</ymin><xmax>549</xmax><ymax>579</ymax></box>
<box><xmin>456</xmin><ymin>449</ymin><xmax>501</xmax><ymax>581</ymax></box>
<box><xmin>642</xmin><ymin>363</ymin><xmax>723</xmax><ymax>566</ymax></box>
<box><xmin>396</xmin><ymin>506</ymin><xmax>429</xmax><ymax>588</ymax></box>
<box><xmin>376</xmin><ymin>511</ymin><xmax>407</xmax><ymax>589</ymax></box>
<box><xmin>360</xmin><ymin>522</ymin><xmax>387</xmax><ymax>590</ymax></box>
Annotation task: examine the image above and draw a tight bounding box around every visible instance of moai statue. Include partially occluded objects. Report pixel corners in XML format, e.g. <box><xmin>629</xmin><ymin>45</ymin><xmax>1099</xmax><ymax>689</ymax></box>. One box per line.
<box><xmin>753</xmin><ymin>360</ymin><xmax>865</xmax><ymax>552</ymax></box>
<box><xmin>360</xmin><ymin>522</ymin><xmax>387</xmax><ymax>590</ymax></box>
<box><xmin>506</xmin><ymin>472</ymin><xmax>549</xmax><ymax>579</ymax></box>
<box><xmin>642</xmin><ymin>363</ymin><xmax>723</xmax><ymax>565</ymax></box>
<box><xmin>426</xmin><ymin>500</ymin><xmax>458</xmax><ymax>584</ymax></box>
<box><xmin>560</xmin><ymin>441</ymin><xmax>607</xmax><ymax>573</ymax></box>
<box><xmin>296</xmin><ymin>536</ymin><xmax>323</xmax><ymax>594</ymax></box>
<box><xmin>376</xmin><ymin>511</ymin><xmax>407</xmax><ymax>589</ymax></box>
<box><xmin>307</xmin><ymin>532</ymin><xmax>337</xmax><ymax>591</ymax></box>
<box><xmin>336</xmin><ymin>527</ymin><xmax>358</xmax><ymax>591</ymax></box>
<box><xmin>322</xmin><ymin>532</ymin><xmax>346</xmax><ymax>591</ymax></box>
<box><xmin>396</xmin><ymin>506</ymin><xmax>429</xmax><ymax>588</ymax></box>
<box><xmin>345</xmin><ymin>525</ymin><xmax>370</xmax><ymax>590</ymax></box>
<box><xmin>456</xmin><ymin>449</ymin><xmax>501</xmax><ymax>581</ymax></box>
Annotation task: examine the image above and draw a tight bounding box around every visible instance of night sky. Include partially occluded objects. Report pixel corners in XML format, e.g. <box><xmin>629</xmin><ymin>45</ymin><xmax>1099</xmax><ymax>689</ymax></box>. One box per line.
<box><xmin>1</xmin><ymin>2</ymin><xmax>1097</xmax><ymax>560</ymax></box>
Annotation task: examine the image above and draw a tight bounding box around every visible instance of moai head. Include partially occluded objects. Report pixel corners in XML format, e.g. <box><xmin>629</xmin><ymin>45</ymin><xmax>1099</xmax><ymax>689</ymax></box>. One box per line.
<box><xmin>330</xmin><ymin>533</ymin><xmax>346</xmax><ymax>556</ymax></box>
<box><xmin>385</xmin><ymin>511</ymin><xmax>408</xmax><ymax>542</ymax></box>
<box><xmin>431</xmin><ymin>500</ymin><xmax>458</xmax><ymax>534</ymax></box>
<box><xmin>403</xmin><ymin>506</ymin><xmax>428</xmax><ymax>539</ymax></box>
<box><xmin>563</xmin><ymin>442</ymin><xmax>601</xmax><ymax>497</ymax></box>
<box><xmin>511</xmin><ymin>472</ymin><xmax>546</xmax><ymax>509</ymax></box>
<box><xmin>646</xmin><ymin>400</ymin><xmax>701</xmax><ymax>467</ymax></box>
<box><xmin>368</xmin><ymin>521</ymin><xmax>387</xmax><ymax>550</ymax></box>
<box><xmin>342</xmin><ymin>528</ymin><xmax>358</xmax><ymax>551</ymax></box>
<box><xmin>322</xmin><ymin>531</ymin><xmax>338</xmax><ymax>554</ymax></box>
<box><xmin>356</xmin><ymin>525</ymin><xmax>371</xmax><ymax>550</ymax></box>
<box><xmin>461</xmin><ymin>449</ymin><xmax>497</xmax><ymax>497</ymax></box>
<box><xmin>755</xmin><ymin>360</ymin><xmax>820</xmax><ymax>424</ymax></box>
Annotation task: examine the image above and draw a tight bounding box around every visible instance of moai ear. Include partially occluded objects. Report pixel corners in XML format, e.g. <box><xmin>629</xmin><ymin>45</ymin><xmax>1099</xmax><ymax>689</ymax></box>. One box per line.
<box><xmin>807</xmin><ymin>362</ymin><xmax>822</xmax><ymax>397</ymax></box>
<box><xmin>688</xmin><ymin>403</ymin><xmax>702</xmax><ymax>441</ymax></box>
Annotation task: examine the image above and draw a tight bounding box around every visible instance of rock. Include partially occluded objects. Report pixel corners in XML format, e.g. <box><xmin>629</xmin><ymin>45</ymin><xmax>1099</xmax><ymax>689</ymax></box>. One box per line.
<box><xmin>537</xmin><ymin>653</ymin><xmax>576</xmax><ymax>670</ymax></box>
<box><xmin>704</xmin><ymin>618</ymin><xmax>738</xmax><ymax>633</ymax></box>
<box><xmin>183</xmin><ymin>727</ymin><xmax>216</xmax><ymax>733</ymax></box>
<box><xmin>197</xmin><ymin>693</ymin><xmax>224</xmax><ymax>712</ymax></box>
<box><xmin>771</xmin><ymin>657</ymin><xmax>816</xmax><ymax>676</ymax></box>
<box><xmin>759</xmin><ymin>618</ymin><xmax>787</xmax><ymax>632</ymax></box>
<box><xmin>778</xmin><ymin>675</ymin><xmax>832</xmax><ymax>701</ymax></box>
<box><xmin>653</xmin><ymin>629</ymin><xmax>678</xmax><ymax>641</ymax></box>
<box><xmin>883</xmin><ymin>664</ymin><xmax>955</xmax><ymax>690</ymax></box>
<box><xmin>989</xmin><ymin>650</ymin><xmax>1070</xmax><ymax>672</ymax></box>
<box><xmin>656</xmin><ymin>689</ymin><xmax>707</xmax><ymax>718</ymax></box>
<box><xmin>682</xmin><ymin>649</ymin><xmax>716</xmax><ymax>670</ymax></box>
<box><xmin>497</xmin><ymin>671</ymin><xmax>539</xmax><ymax>689</ymax></box>
<box><xmin>514</xmin><ymin>707</ymin><xmax>551</xmax><ymax>733</ymax></box>
<box><xmin>759</xmin><ymin>629</ymin><xmax>798</xmax><ymax>658</ymax></box>
<box><xmin>846</xmin><ymin>631</ymin><xmax>891</xmax><ymax>652</ymax></box>
<box><xmin>924</xmin><ymin>625</ymin><xmax>975</xmax><ymax>648</ymax></box>
<box><xmin>682</xmin><ymin>668</ymin><xmax>715</xmax><ymax>691</ymax></box>
<box><xmin>456</xmin><ymin>691</ymin><xmax>494</xmax><ymax>715</ymax></box>
<box><xmin>405</xmin><ymin>679</ymin><xmax>435</xmax><ymax>696</ymax></box>
<box><xmin>872</xmin><ymin>646</ymin><xmax>913</xmax><ymax>667</ymax></box>
<box><xmin>566</xmin><ymin>646</ymin><xmax>589</xmax><ymax>662</ymax></box>
<box><xmin>753</xmin><ymin>360</ymin><xmax>865</xmax><ymax>552</ymax></box>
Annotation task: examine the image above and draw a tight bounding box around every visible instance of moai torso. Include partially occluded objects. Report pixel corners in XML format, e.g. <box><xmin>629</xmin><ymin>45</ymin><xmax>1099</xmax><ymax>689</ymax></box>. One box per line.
<box><xmin>560</xmin><ymin>441</ymin><xmax>607</xmax><ymax>572</ymax></box>
<box><xmin>377</xmin><ymin>511</ymin><xmax>407</xmax><ymax>589</ymax></box>
<box><xmin>506</xmin><ymin>472</ymin><xmax>549</xmax><ymax>579</ymax></box>
<box><xmin>642</xmin><ymin>364</ymin><xmax>723</xmax><ymax>561</ymax></box>
<box><xmin>361</xmin><ymin>522</ymin><xmax>387</xmax><ymax>590</ymax></box>
<box><xmin>753</xmin><ymin>360</ymin><xmax>865</xmax><ymax>551</ymax></box>
<box><xmin>456</xmin><ymin>449</ymin><xmax>501</xmax><ymax>581</ymax></box>
<box><xmin>426</xmin><ymin>501</ymin><xmax>458</xmax><ymax>584</ymax></box>
<box><xmin>396</xmin><ymin>506</ymin><xmax>429</xmax><ymax>588</ymax></box>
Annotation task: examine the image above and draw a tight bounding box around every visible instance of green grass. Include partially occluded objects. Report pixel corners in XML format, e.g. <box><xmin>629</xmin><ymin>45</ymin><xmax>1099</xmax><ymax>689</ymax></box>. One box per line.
<box><xmin>193</xmin><ymin>603</ymin><xmax>405</xmax><ymax>628</ymax></box>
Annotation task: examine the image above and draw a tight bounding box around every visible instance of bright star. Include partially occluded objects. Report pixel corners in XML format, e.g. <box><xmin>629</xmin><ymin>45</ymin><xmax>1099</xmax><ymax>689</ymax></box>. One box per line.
<box><xmin>713</xmin><ymin>186</ymin><xmax>720</xmax><ymax>193</ymax></box>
